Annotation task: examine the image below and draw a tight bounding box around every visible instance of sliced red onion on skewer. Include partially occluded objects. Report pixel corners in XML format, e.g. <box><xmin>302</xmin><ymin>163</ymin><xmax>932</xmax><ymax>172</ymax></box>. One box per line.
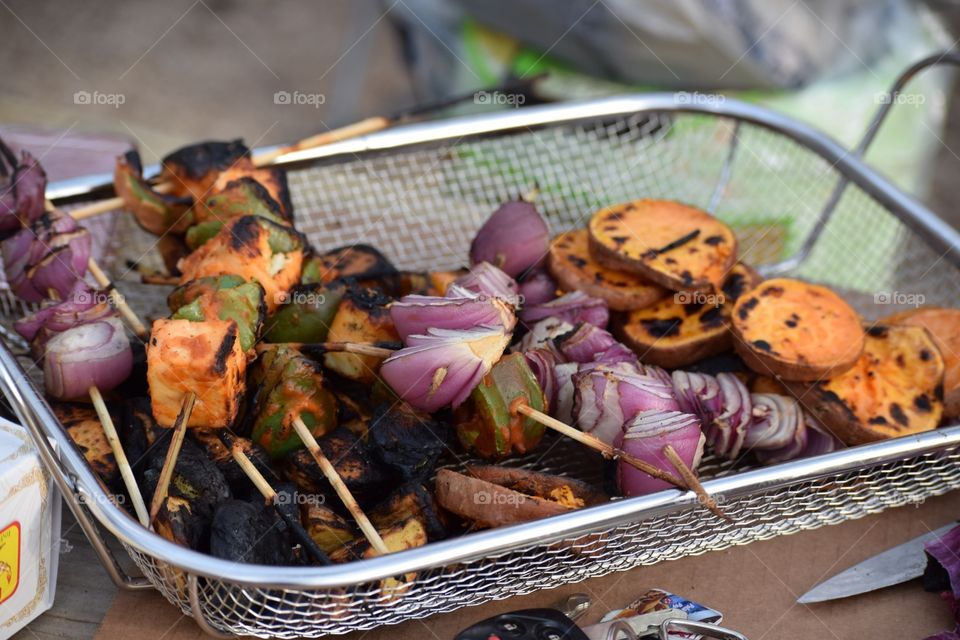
<box><xmin>615</xmin><ymin>410</ymin><xmax>704</xmax><ymax>497</ymax></box>
<box><xmin>672</xmin><ymin>370</ymin><xmax>723</xmax><ymax>422</ymax></box>
<box><xmin>0</xmin><ymin>140</ymin><xmax>46</xmax><ymax>233</ymax></box>
<box><xmin>16</xmin><ymin>285</ymin><xmax>115</xmax><ymax>356</ymax></box>
<box><xmin>520</xmin><ymin>291</ymin><xmax>609</xmax><ymax>329</ymax></box>
<box><xmin>451</xmin><ymin>262</ymin><xmax>520</xmax><ymax>306</ymax></box>
<box><xmin>754</xmin><ymin>415</ymin><xmax>808</xmax><ymax>465</ymax></box>
<box><xmin>553</xmin><ymin>362</ymin><xmax>580</xmax><ymax>424</ymax></box>
<box><xmin>523</xmin><ymin>347</ymin><xmax>559</xmax><ymax>411</ymax></box>
<box><xmin>744</xmin><ymin>393</ymin><xmax>802</xmax><ymax>451</ymax></box>
<box><xmin>380</xmin><ymin>326</ymin><xmax>510</xmax><ymax>412</ymax></box>
<box><xmin>517</xmin><ymin>270</ymin><xmax>557</xmax><ymax>306</ymax></box>
<box><xmin>572</xmin><ymin>363</ymin><xmax>680</xmax><ymax>446</ymax></box>
<box><xmin>43</xmin><ymin>317</ymin><xmax>133</xmax><ymax>400</ymax></box>
<box><xmin>3</xmin><ymin>211</ymin><xmax>93</xmax><ymax>302</ymax></box>
<box><xmin>515</xmin><ymin>317</ymin><xmax>573</xmax><ymax>356</ymax></box>
<box><xmin>557</xmin><ymin>322</ymin><xmax>636</xmax><ymax>365</ymax></box>
<box><xmin>390</xmin><ymin>292</ymin><xmax>515</xmax><ymax>342</ymax></box>
<box><xmin>709</xmin><ymin>373</ymin><xmax>752</xmax><ymax>459</ymax></box>
<box><xmin>470</xmin><ymin>199</ymin><xmax>550</xmax><ymax>278</ymax></box>
<box><xmin>796</xmin><ymin>414</ymin><xmax>844</xmax><ymax>459</ymax></box>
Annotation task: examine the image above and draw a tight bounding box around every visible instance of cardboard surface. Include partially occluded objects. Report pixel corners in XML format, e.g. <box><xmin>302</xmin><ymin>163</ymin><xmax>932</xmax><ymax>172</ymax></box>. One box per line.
<box><xmin>95</xmin><ymin>492</ymin><xmax>960</xmax><ymax>639</ymax></box>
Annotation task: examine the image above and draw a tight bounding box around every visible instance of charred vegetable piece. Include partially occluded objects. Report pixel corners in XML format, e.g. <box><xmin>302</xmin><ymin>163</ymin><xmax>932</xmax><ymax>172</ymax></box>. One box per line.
<box><xmin>548</xmin><ymin>228</ymin><xmax>666</xmax><ymax>311</ymax></box>
<box><xmin>168</xmin><ymin>275</ymin><xmax>266</xmax><ymax>352</ymax></box>
<box><xmin>882</xmin><ymin>308</ymin><xmax>960</xmax><ymax>418</ymax></box>
<box><xmin>0</xmin><ymin>138</ymin><xmax>46</xmax><ymax>233</ymax></box>
<box><xmin>209</xmin><ymin>499</ymin><xmax>297</xmax><ymax>565</ymax></box>
<box><xmin>323</xmin><ymin>285</ymin><xmax>399</xmax><ymax>382</ymax></box>
<box><xmin>732</xmin><ymin>278</ymin><xmax>864</xmax><ymax>381</ymax></box>
<box><xmin>191</xmin><ymin>429</ymin><xmax>275</xmax><ymax>497</ymax></box>
<box><xmin>302</xmin><ymin>503</ymin><xmax>358</xmax><ymax>553</ymax></box>
<box><xmin>119</xmin><ymin>397</ymin><xmax>166</xmax><ymax>480</ymax></box>
<box><xmin>211</xmin><ymin>165</ymin><xmax>293</xmax><ymax>218</ymax></box>
<box><xmin>187</xmin><ymin>178</ymin><xmax>291</xmax><ymax>250</ymax></box>
<box><xmin>153</xmin><ymin>495</ymin><xmax>207</xmax><ymax>550</ymax></box>
<box><xmin>456</xmin><ymin>353</ymin><xmax>547</xmax><ymax>458</ymax></box>
<box><xmin>178</xmin><ymin>215</ymin><xmax>306</xmax><ymax>313</ymax></box>
<box><xmin>263</xmin><ymin>283</ymin><xmax>344</xmax><ymax>343</ymax></box>
<box><xmin>147</xmin><ymin>318</ymin><xmax>247</xmax><ymax>428</ymax></box>
<box><xmin>160</xmin><ymin>139</ymin><xmax>252</xmax><ymax>202</ymax></box>
<box><xmin>114</xmin><ymin>150</ymin><xmax>193</xmax><ymax>235</ymax></box>
<box><xmin>369</xmin><ymin>483</ymin><xmax>447</xmax><ymax>541</ymax></box>
<box><xmin>328</xmin><ymin>516</ymin><xmax>427</xmax><ymax>563</ymax></box>
<box><xmin>145</xmin><ymin>437</ymin><xmax>232</xmax><ymax>522</ymax></box>
<box><xmin>783</xmin><ymin>324</ymin><xmax>944</xmax><ymax>445</ymax></box>
<box><xmin>54</xmin><ymin>403</ymin><xmax>118</xmax><ymax>485</ymax></box>
<box><xmin>301</xmin><ymin>244</ymin><xmax>398</xmax><ymax>286</ymax></box>
<box><xmin>368</xmin><ymin>403</ymin><xmax>449</xmax><ymax>481</ymax></box>
<box><xmin>613</xmin><ymin>263</ymin><xmax>761</xmax><ymax>368</ymax></box>
<box><xmin>156</xmin><ymin>235</ymin><xmax>190</xmax><ymax>277</ymax></box>
<box><xmin>248</xmin><ymin>346</ymin><xmax>338</xmax><ymax>459</ymax></box>
<box><xmin>283</xmin><ymin>427</ymin><xmax>386</xmax><ymax>507</ymax></box>
<box><xmin>435</xmin><ymin>466</ymin><xmax>607</xmax><ymax>529</ymax></box>
<box><xmin>588</xmin><ymin>199</ymin><xmax>737</xmax><ymax>292</ymax></box>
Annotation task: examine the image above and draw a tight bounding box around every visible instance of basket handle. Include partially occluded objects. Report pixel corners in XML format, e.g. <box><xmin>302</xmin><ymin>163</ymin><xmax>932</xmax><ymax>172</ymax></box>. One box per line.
<box><xmin>759</xmin><ymin>50</ymin><xmax>960</xmax><ymax>276</ymax></box>
<box><xmin>0</xmin><ymin>342</ymin><xmax>151</xmax><ymax>590</ymax></box>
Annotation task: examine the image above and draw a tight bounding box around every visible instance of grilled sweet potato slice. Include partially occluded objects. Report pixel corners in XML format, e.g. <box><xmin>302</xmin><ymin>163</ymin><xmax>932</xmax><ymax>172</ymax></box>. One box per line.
<box><xmin>54</xmin><ymin>403</ymin><xmax>118</xmax><ymax>485</ymax></box>
<box><xmin>434</xmin><ymin>466</ymin><xmax>607</xmax><ymax>529</ymax></box>
<box><xmin>731</xmin><ymin>278</ymin><xmax>863</xmax><ymax>381</ymax></box>
<box><xmin>612</xmin><ymin>263</ymin><xmax>761</xmax><ymax>368</ymax></box>
<box><xmin>548</xmin><ymin>228</ymin><xmax>667</xmax><ymax>311</ymax></box>
<box><xmin>588</xmin><ymin>199</ymin><xmax>737</xmax><ymax>292</ymax></box>
<box><xmin>881</xmin><ymin>307</ymin><xmax>960</xmax><ymax>418</ymax></box>
<box><xmin>784</xmin><ymin>325</ymin><xmax>944</xmax><ymax>445</ymax></box>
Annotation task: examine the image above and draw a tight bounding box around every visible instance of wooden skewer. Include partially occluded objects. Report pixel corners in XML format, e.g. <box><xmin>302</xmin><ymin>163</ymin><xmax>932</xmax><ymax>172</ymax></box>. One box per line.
<box><xmin>148</xmin><ymin>391</ymin><xmax>196</xmax><ymax>522</ymax></box>
<box><xmin>292</xmin><ymin>415</ymin><xmax>390</xmax><ymax>556</ymax></box>
<box><xmin>253</xmin><ymin>116</ymin><xmax>390</xmax><ymax>166</ymax></box>
<box><xmin>140</xmin><ymin>273</ymin><xmax>180</xmax><ymax>286</ymax></box>
<box><xmin>86</xmin><ymin>257</ymin><xmax>148</xmax><ymax>338</ymax></box>
<box><xmin>661</xmin><ymin>444</ymin><xmax>729</xmax><ymax>522</ymax></box>
<box><xmin>70</xmin><ymin>182</ymin><xmax>174</xmax><ymax>222</ymax></box>
<box><xmin>515</xmin><ymin>404</ymin><xmax>685</xmax><ymax>489</ymax></box>
<box><xmin>258</xmin><ymin>341</ymin><xmax>398</xmax><ymax>359</ymax></box>
<box><xmin>226</xmin><ymin>437</ymin><xmax>331</xmax><ymax>565</ymax></box>
<box><xmin>89</xmin><ymin>385</ymin><xmax>150</xmax><ymax>527</ymax></box>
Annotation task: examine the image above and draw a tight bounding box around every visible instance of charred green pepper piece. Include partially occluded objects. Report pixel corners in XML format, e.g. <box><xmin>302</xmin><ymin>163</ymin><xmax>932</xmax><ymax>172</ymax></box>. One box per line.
<box><xmin>263</xmin><ymin>283</ymin><xmax>344</xmax><ymax>343</ymax></box>
<box><xmin>456</xmin><ymin>353</ymin><xmax>547</xmax><ymax>458</ymax></box>
<box><xmin>249</xmin><ymin>346</ymin><xmax>338</xmax><ymax>459</ymax></box>
<box><xmin>186</xmin><ymin>177</ymin><xmax>291</xmax><ymax>250</ymax></box>
<box><xmin>301</xmin><ymin>244</ymin><xmax>397</xmax><ymax>286</ymax></box>
<box><xmin>168</xmin><ymin>275</ymin><xmax>266</xmax><ymax>352</ymax></box>
<box><xmin>114</xmin><ymin>150</ymin><xmax>193</xmax><ymax>236</ymax></box>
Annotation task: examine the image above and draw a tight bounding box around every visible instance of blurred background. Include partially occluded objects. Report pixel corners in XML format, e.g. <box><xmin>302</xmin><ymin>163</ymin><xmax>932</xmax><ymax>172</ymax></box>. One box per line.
<box><xmin>1</xmin><ymin>0</ymin><xmax>960</xmax><ymax>225</ymax></box>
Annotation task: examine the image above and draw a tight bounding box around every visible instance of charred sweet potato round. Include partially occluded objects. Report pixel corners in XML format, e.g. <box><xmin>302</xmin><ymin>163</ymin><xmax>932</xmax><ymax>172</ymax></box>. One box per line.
<box><xmin>548</xmin><ymin>229</ymin><xmax>667</xmax><ymax>311</ymax></box>
<box><xmin>784</xmin><ymin>325</ymin><xmax>944</xmax><ymax>445</ymax></box>
<box><xmin>587</xmin><ymin>199</ymin><xmax>737</xmax><ymax>292</ymax></box>
<box><xmin>882</xmin><ymin>307</ymin><xmax>960</xmax><ymax>418</ymax></box>
<box><xmin>731</xmin><ymin>278</ymin><xmax>864</xmax><ymax>381</ymax></box>
<box><xmin>612</xmin><ymin>263</ymin><xmax>761</xmax><ymax>368</ymax></box>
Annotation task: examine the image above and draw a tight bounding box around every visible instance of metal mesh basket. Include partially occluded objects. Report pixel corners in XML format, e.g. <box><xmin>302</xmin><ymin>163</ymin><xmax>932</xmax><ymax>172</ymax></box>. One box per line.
<box><xmin>4</xmin><ymin>56</ymin><xmax>960</xmax><ymax>638</ymax></box>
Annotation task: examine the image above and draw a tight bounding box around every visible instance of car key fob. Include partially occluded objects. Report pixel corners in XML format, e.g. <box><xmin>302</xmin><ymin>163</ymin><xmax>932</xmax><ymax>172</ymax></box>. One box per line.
<box><xmin>454</xmin><ymin>608</ymin><xmax>590</xmax><ymax>640</ymax></box>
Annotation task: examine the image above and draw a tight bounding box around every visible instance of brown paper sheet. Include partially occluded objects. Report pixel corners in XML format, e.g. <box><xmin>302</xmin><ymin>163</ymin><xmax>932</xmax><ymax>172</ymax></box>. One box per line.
<box><xmin>96</xmin><ymin>492</ymin><xmax>959</xmax><ymax>639</ymax></box>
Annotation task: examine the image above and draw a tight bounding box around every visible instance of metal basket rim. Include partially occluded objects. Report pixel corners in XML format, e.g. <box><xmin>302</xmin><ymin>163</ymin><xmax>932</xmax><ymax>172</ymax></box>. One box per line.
<box><xmin>8</xmin><ymin>93</ymin><xmax>960</xmax><ymax>589</ymax></box>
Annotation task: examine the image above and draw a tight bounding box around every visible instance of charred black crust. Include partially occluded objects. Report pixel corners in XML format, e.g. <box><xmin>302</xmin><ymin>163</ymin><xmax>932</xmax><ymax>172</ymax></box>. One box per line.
<box><xmin>228</xmin><ymin>216</ymin><xmax>264</xmax><ymax>251</ymax></box>
<box><xmin>737</xmin><ymin>296</ymin><xmax>759</xmax><ymax>321</ymax></box>
<box><xmin>264</xmin><ymin>167</ymin><xmax>294</xmax><ymax>219</ymax></box>
<box><xmin>699</xmin><ymin>305</ymin><xmax>725</xmax><ymax>329</ymax></box>
<box><xmin>641</xmin><ymin>317</ymin><xmax>682</xmax><ymax>338</ymax></box>
<box><xmin>704</xmin><ymin>235</ymin><xmax>724</xmax><ymax>245</ymax></box>
<box><xmin>342</xmin><ymin>283</ymin><xmax>394</xmax><ymax>311</ymax></box>
<box><xmin>751</xmin><ymin>339</ymin><xmax>773</xmax><ymax>352</ymax></box>
<box><xmin>914</xmin><ymin>394</ymin><xmax>933</xmax><ymax>412</ymax></box>
<box><xmin>867</xmin><ymin>325</ymin><xmax>889</xmax><ymax>338</ymax></box>
<box><xmin>162</xmin><ymin>139</ymin><xmax>250</xmax><ymax>179</ymax></box>
<box><xmin>889</xmin><ymin>402</ymin><xmax>909</xmax><ymax>427</ymax></box>
<box><xmin>566</xmin><ymin>254</ymin><xmax>588</xmax><ymax>268</ymax></box>
<box><xmin>212</xmin><ymin>323</ymin><xmax>239</xmax><ymax>375</ymax></box>
<box><xmin>868</xmin><ymin>415</ymin><xmax>888</xmax><ymax>425</ymax></box>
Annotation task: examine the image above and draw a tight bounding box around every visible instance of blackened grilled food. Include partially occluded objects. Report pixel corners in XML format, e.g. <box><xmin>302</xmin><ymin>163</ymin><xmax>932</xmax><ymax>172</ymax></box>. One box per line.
<box><xmin>283</xmin><ymin>427</ymin><xmax>386</xmax><ymax>508</ymax></box>
<box><xmin>191</xmin><ymin>429</ymin><xmax>276</xmax><ymax>500</ymax></box>
<box><xmin>161</xmin><ymin>139</ymin><xmax>252</xmax><ymax>201</ymax></box>
<box><xmin>209</xmin><ymin>499</ymin><xmax>298</xmax><ymax>566</ymax></box>
<box><xmin>301</xmin><ymin>244</ymin><xmax>398</xmax><ymax>287</ymax></box>
<box><xmin>369</xmin><ymin>403</ymin><xmax>449</xmax><ymax>482</ymax></box>
<box><xmin>369</xmin><ymin>483</ymin><xmax>448</xmax><ymax>541</ymax></box>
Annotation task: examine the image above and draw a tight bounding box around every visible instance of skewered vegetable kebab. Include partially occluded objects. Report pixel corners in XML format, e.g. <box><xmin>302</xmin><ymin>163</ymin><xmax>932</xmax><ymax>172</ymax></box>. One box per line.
<box><xmin>377</xmin><ymin>202</ymin><xmax>720</xmax><ymax>511</ymax></box>
<box><xmin>1</xmin><ymin>140</ymin><xmax>150</xmax><ymax>524</ymax></box>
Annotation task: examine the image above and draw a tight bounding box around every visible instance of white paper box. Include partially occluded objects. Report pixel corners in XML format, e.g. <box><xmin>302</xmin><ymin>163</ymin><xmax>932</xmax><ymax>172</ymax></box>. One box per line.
<box><xmin>0</xmin><ymin>418</ymin><xmax>61</xmax><ymax>640</ymax></box>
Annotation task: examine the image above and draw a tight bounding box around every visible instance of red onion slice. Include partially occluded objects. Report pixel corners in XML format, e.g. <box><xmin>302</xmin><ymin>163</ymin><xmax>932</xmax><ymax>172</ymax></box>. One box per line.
<box><xmin>451</xmin><ymin>262</ymin><xmax>520</xmax><ymax>306</ymax></box>
<box><xmin>557</xmin><ymin>323</ymin><xmax>635</xmax><ymax>365</ymax></box>
<box><xmin>470</xmin><ymin>199</ymin><xmax>550</xmax><ymax>278</ymax></box>
<box><xmin>708</xmin><ymin>373</ymin><xmax>752</xmax><ymax>459</ymax></box>
<box><xmin>515</xmin><ymin>317</ymin><xmax>572</xmax><ymax>360</ymax></box>
<box><xmin>520</xmin><ymin>291</ymin><xmax>609</xmax><ymax>329</ymax></box>
<box><xmin>43</xmin><ymin>317</ymin><xmax>133</xmax><ymax>400</ymax></box>
<box><xmin>390</xmin><ymin>293</ymin><xmax>515</xmax><ymax>341</ymax></box>
<box><xmin>381</xmin><ymin>326</ymin><xmax>510</xmax><ymax>412</ymax></box>
<box><xmin>517</xmin><ymin>269</ymin><xmax>557</xmax><ymax>307</ymax></box>
<box><xmin>797</xmin><ymin>415</ymin><xmax>844</xmax><ymax>459</ymax></box>
<box><xmin>616</xmin><ymin>410</ymin><xmax>704</xmax><ymax>496</ymax></box>
<box><xmin>523</xmin><ymin>347</ymin><xmax>559</xmax><ymax>411</ymax></box>
<box><xmin>744</xmin><ymin>393</ymin><xmax>801</xmax><ymax>451</ymax></box>
<box><xmin>0</xmin><ymin>141</ymin><xmax>46</xmax><ymax>232</ymax></box>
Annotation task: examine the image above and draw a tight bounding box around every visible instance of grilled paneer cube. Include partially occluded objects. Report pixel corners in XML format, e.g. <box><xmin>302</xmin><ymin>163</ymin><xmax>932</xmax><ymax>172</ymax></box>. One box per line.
<box><xmin>323</xmin><ymin>286</ymin><xmax>399</xmax><ymax>382</ymax></box>
<box><xmin>160</xmin><ymin>139</ymin><xmax>252</xmax><ymax>202</ymax></box>
<box><xmin>147</xmin><ymin>318</ymin><xmax>247</xmax><ymax>428</ymax></box>
<box><xmin>178</xmin><ymin>216</ymin><xmax>305</xmax><ymax>312</ymax></box>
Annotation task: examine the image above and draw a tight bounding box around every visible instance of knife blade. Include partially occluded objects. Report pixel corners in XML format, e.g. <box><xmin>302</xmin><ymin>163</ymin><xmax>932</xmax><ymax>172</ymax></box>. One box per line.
<box><xmin>797</xmin><ymin>523</ymin><xmax>956</xmax><ymax>604</ymax></box>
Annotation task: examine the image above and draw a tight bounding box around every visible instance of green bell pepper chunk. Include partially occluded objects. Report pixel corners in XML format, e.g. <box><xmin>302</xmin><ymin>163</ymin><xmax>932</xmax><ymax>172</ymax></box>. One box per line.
<box><xmin>168</xmin><ymin>275</ymin><xmax>265</xmax><ymax>352</ymax></box>
<box><xmin>263</xmin><ymin>283</ymin><xmax>344</xmax><ymax>343</ymax></box>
